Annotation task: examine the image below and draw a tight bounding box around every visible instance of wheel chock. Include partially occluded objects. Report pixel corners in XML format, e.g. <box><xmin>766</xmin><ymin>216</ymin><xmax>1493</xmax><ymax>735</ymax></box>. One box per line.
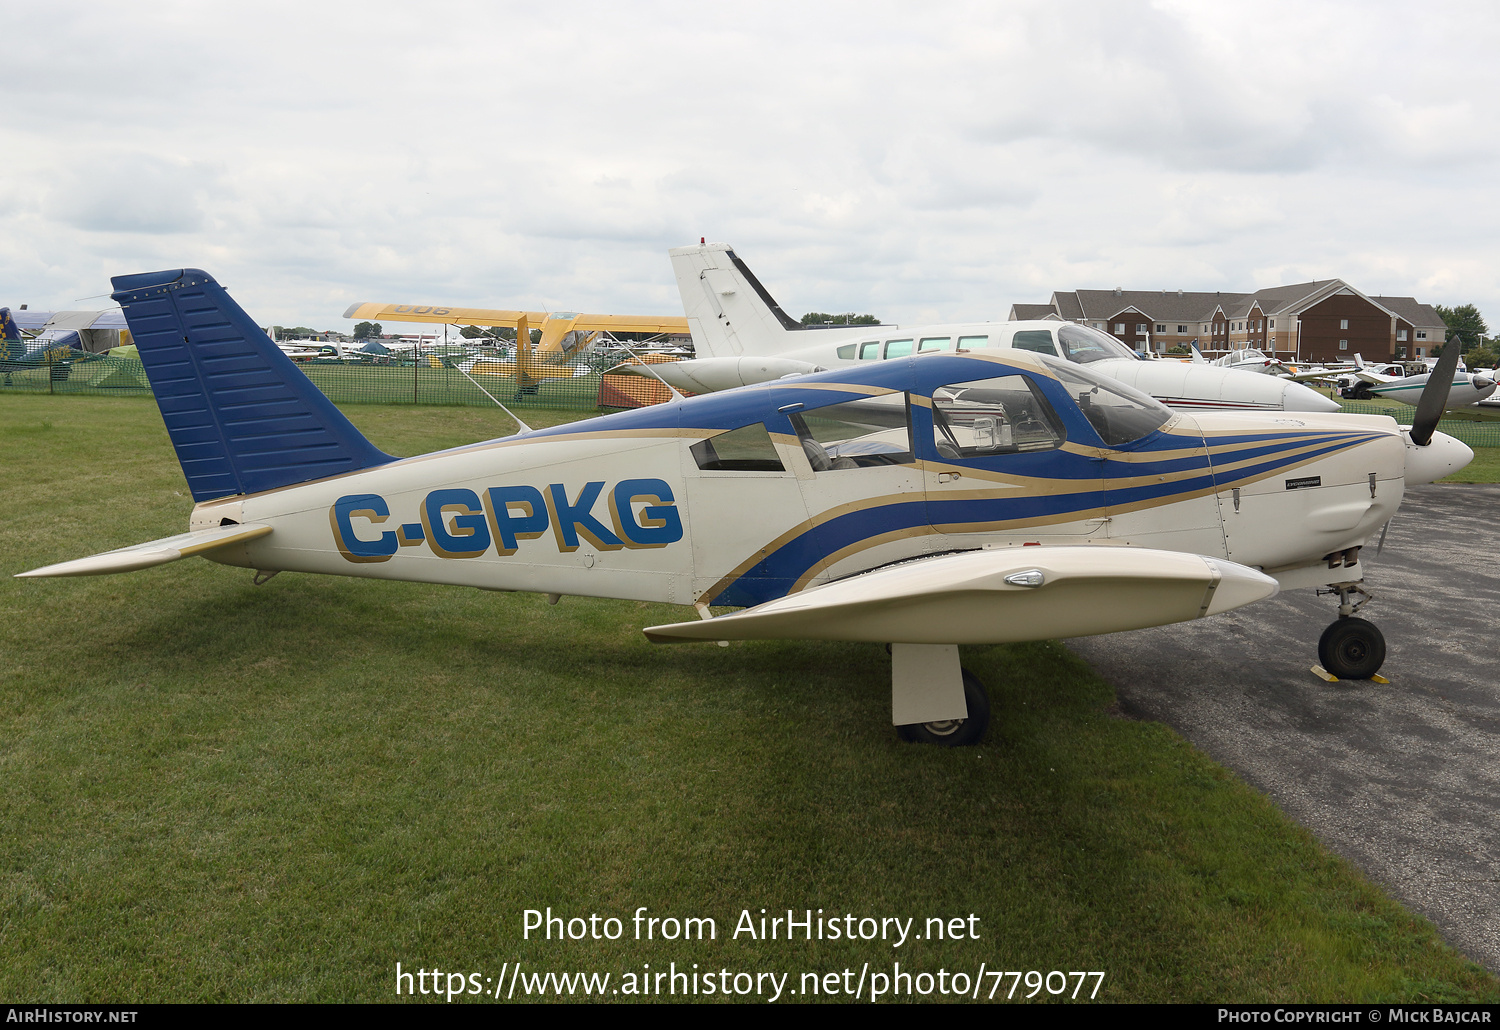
<box><xmin>1311</xmin><ymin>665</ymin><xmax>1390</xmax><ymax>684</ymax></box>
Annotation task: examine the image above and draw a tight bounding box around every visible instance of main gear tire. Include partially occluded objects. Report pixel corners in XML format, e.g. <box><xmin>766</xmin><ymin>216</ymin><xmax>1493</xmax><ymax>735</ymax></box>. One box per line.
<box><xmin>1318</xmin><ymin>617</ymin><xmax>1386</xmax><ymax>680</ymax></box>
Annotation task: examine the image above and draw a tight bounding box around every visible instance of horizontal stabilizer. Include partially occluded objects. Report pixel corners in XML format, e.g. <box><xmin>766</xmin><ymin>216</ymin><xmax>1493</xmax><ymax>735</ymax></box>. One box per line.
<box><xmin>646</xmin><ymin>546</ymin><xmax>1278</xmax><ymax>645</ymax></box>
<box><xmin>16</xmin><ymin>523</ymin><xmax>272</xmax><ymax>578</ymax></box>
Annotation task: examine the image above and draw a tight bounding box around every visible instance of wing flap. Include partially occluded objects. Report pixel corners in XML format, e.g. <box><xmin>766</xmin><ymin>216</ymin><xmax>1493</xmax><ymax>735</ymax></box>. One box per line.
<box><xmin>646</xmin><ymin>546</ymin><xmax>1278</xmax><ymax>645</ymax></box>
<box><xmin>16</xmin><ymin>523</ymin><xmax>272</xmax><ymax>579</ymax></box>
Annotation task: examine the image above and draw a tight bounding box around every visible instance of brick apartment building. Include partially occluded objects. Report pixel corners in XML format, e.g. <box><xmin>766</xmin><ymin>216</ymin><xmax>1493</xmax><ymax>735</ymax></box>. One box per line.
<box><xmin>1010</xmin><ymin>280</ymin><xmax>1447</xmax><ymax>363</ymax></box>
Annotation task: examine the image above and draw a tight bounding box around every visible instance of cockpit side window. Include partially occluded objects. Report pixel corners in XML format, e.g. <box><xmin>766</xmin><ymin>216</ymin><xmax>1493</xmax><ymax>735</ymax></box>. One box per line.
<box><xmin>690</xmin><ymin>422</ymin><xmax>786</xmax><ymax>472</ymax></box>
<box><xmin>788</xmin><ymin>395</ymin><xmax>914</xmax><ymax>471</ymax></box>
<box><xmin>1057</xmin><ymin>323</ymin><xmax>1140</xmax><ymax>363</ymax></box>
<box><xmin>1046</xmin><ymin>361</ymin><xmax>1172</xmax><ymax>446</ymax></box>
<box><xmin>1011</xmin><ymin>330</ymin><xmax>1058</xmax><ymax>356</ymax></box>
<box><xmin>930</xmin><ymin>374</ymin><xmax>1066</xmax><ymax>459</ymax></box>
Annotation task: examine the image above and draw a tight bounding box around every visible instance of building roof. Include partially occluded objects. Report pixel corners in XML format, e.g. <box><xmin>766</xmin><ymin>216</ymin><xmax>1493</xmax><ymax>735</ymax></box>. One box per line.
<box><xmin>1371</xmin><ymin>296</ymin><xmax>1446</xmax><ymax>330</ymax></box>
<box><xmin>1016</xmin><ymin>278</ymin><xmax>1424</xmax><ymax>325</ymax></box>
<box><xmin>1010</xmin><ymin>303</ymin><xmax>1060</xmax><ymax>320</ymax></box>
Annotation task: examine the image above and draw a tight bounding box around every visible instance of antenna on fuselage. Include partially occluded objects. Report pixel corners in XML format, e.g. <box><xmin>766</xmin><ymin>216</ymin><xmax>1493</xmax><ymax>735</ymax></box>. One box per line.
<box><xmin>452</xmin><ymin>362</ymin><xmax>534</xmax><ymax>435</ymax></box>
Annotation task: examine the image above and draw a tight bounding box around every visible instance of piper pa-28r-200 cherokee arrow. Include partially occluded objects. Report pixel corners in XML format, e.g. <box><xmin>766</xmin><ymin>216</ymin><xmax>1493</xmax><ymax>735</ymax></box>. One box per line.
<box><xmin>18</xmin><ymin>268</ymin><xmax>1476</xmax><ymax>745</ymax></box>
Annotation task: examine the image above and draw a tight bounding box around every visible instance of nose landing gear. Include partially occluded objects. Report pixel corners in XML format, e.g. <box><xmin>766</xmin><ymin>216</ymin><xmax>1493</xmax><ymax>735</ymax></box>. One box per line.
<box><xmin>1314</xmin><ymin>582</ymin><xmax>1387</xmax><ymax>680</ymax></box>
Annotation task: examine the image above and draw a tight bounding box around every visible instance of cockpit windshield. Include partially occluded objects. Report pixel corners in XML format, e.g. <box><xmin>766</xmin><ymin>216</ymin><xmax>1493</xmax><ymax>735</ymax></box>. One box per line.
<box><xmin>1042</xmin><ymin>357</ymin><xmax>1173</xmax><ymax>446</ymax></box>
<box><xmin>1056</xmin><ymin>324</ymin><xmax>1141</xmax><ymax>364</ymax></box>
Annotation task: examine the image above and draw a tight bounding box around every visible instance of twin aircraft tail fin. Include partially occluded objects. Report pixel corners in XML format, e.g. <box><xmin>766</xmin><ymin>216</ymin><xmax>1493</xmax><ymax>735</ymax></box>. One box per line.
<box><xmin>110</xmin><ymin>268</ymin><xmax>394</xmax><ymax>503</ymax></box>
<box><xmin>668</xmin><ymin>242</ymin><xmax>807</xmax><ymax>359</ymax></box>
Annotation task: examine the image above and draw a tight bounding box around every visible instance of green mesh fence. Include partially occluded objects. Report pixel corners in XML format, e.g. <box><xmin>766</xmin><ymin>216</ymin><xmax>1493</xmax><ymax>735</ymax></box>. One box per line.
<box><xmin>1336</xmin><ymin>399</ymin><xmax>1500</xmax><ymax>447</ymax></box>
<box><xmin>0</xmin><ymin>353</ymin><xmax>620</xmax><ymax>410</ymax></box>
<box><xmin>6</xmin><ymin>354</ymin><xmax>1500</xmax><ymax>445</ymax></box>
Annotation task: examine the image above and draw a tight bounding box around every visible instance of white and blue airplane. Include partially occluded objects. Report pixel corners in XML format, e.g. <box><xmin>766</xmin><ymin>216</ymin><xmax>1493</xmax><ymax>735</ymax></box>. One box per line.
<box><xmin>16</xmin><ymin>268</ymin><xmax>1475</xmax><ymax>745</ymax></box>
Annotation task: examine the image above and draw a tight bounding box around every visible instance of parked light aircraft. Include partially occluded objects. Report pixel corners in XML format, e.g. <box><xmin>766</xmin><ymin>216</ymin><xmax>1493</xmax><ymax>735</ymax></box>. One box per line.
<box><xmin>341</xmin><ymin>301</ymin><xmax>689</xmax><ymax>357</ymax></box>
<box><xmin>613</xmin><ymin>244</ymin><xmax>1340</xmax><ymax>417</ymax></box>
<box><xmin>1340</xmin><ymin>354</ymin><xmax>1496</xmax><ymax>407</ymax></box>
<box><xmin>17</xmin><ymin>268</ymin><xmax>1474</xmax><ymax>745</ymax></box>
<box><xmin>2</xmin><ymin>306</ymin><xmax>130</xmax><ymax>360</ymax></box>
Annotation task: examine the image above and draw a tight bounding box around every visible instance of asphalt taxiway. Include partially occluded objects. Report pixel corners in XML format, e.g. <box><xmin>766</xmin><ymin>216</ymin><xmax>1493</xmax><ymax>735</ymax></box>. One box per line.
<box><xmin>1069</xmin><ymin>483</ymin><xmax>1500</xmax><ymax>971</ymax></box>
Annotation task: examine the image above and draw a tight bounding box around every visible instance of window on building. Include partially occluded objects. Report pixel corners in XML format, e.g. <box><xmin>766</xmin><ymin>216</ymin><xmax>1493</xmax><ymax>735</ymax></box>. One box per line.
<box><xmin>1269</xmin><ymin>319</ymin><xmax>1275</xmax><ymax>329</ymax></box>
<box><xmin>1416</xmin><ymin>331</ymin><xmax>1428</xmax><ymax>340</ymax></box>
<box><xmin>1176</xmin><ymin>324</ymin><xmax>1187</xmax><ymax>333</ymax></box>
<box><xmin>1339</xmin><ymin>340</ymin><xmax>1348</xmax><ymax>350</ymax></box>
<box><xmin>1397</xmin><ymin>329</ymin><xmax>1407</xmax><ymax>342</ymax></box>
<box><xmin>1136</xmin><ymin>323</ymin><xmax>1148</xmax><ymax>334</ymax></box>
<box><xmin>1114</xmin><ymin>323</ymin><xmax>1125</xmax><ymax>334</ymax></box>
<box><xmin>1340</xmin><ymin>319</ymin><xmax>1349</xmax><ymax>330</ymax></box>
<box><xmin>1155</xmin><ymin>324</ymin><xmax>1166</xmax><ymax>333</ymax></box>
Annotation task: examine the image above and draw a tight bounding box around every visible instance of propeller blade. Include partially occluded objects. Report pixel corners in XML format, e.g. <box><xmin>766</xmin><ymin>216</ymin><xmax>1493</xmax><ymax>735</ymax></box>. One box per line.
<box><xmin>1409</xmin><ymin>332</ymin><xmax>1465</xmax><ymax>446</ymax></box>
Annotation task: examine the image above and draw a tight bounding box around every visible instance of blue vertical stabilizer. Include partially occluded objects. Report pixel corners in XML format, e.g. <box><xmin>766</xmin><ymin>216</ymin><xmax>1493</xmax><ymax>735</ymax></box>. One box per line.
<box><xmin>110</xmin><ymin>269</ymin><xmax>394</xmax><ymax>502</ymax></box>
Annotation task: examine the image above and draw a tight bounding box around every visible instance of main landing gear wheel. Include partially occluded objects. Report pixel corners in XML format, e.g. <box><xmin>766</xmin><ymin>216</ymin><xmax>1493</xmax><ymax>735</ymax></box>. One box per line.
<box><xmin>897</xmin><ymin>669</ymin><xmax>991</xmax><ymax>747</ymax></box>
<box><xmin>1318</xmin><ymin>617</ymin><xmax>1386</xmax><ymax>680</ymax></box>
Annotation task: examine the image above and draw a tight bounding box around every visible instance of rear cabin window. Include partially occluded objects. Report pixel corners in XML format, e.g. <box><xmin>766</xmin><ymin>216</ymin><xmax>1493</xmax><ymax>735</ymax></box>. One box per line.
<box><xmin>884</xmin><ymin>339</ymin><xmax>914</xmax><ymax>359</ymax></box>
<box><xmin>931</xmin><ymin>374</ymin><xmax>1065</xmax><ymax>459</ymax></box>
<box><xmin>690</xmin><ymin>422</ymin><xmax>786</xmax><ymax>472</ymax></box>
<box><xmin>859</xmin><ymin>341</ymin><xmax>881</xmax><ymax>360</ymax></box>
<box><xmin>836</xmin><ymin>344</ymin><xmax>857</xmax><ymax>359</ymax></box>
<box><xmin>1011</xmin><ymin>330</ymin><xmax>1058</xmax><ymax>356</ymax></box>
<box><xmin>956</xmin><ymin>335</ymin><xmax>988</xmax><ymax>349</ymax></box>
<box><xmin>789</xmin><ymin>396</ymin><xmax>914</xmax><ymax>471</ymax></box>
<box><xmin>918</xmin><ymin>337</ymin><xmax>952</xmax><ymax>352</ymax></box>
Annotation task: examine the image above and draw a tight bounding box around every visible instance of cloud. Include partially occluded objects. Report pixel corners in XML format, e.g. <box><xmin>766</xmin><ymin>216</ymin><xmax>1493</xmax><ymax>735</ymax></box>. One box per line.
<box><xmin>45</xmin><ymin>154</ymin><xmax>214</xmax><ymax>234</ymax></box>
<box><xmin>0</xmin><ymin>0</ymin><xmax>1498</xmax><ymax>327</ymax></box>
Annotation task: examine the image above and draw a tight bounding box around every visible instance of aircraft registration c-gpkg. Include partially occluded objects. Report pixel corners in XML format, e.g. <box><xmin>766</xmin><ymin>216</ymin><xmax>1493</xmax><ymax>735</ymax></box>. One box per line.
<box><xmin>18</xmin><ymin>263</ymin><xmax>1476</xmax><ymax>746</ymax></box>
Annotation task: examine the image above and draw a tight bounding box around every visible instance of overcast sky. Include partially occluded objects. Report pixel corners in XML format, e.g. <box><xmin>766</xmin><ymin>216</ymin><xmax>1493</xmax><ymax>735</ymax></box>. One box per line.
<box><xmin>2</xmin><ymin>0</ymin><xmax>1496</xmax><ymax>334</ymax></box>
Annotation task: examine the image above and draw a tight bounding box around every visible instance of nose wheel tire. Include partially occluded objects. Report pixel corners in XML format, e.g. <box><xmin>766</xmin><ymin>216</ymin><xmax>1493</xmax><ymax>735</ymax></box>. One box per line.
<box><xmin>1317</xmin><ymin>617</ymin><xmax>1386</xmax><ymax>680</ymax></box>
<box><xmin>897</xmin><ymin>669</ymin><xmax>991</xmax><ymax>747</ymax></box>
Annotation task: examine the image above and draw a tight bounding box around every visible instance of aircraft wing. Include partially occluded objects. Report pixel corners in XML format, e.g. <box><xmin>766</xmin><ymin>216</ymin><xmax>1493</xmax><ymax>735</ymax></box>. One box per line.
<box><xmin>645</xmin><ymin>546</ymin><xmax>1277</xmax><ymax>645</ymax></box>
<box><xmin>342</xmin><ymin>302</ymin><xmax>688</xmax><ymax>335</ymax></box>
<box><xmin>16</xmin><ymin>524</ymin><xmax>272</xmax><ymax>578</ymax></box>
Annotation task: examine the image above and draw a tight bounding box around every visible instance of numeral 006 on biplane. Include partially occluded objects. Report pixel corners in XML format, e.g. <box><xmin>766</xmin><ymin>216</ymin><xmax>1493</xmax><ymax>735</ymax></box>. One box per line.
<box><xmin>17</xmin><ymin>264</ymin><xmax>1475</xmax><ymax>746</ymax></box>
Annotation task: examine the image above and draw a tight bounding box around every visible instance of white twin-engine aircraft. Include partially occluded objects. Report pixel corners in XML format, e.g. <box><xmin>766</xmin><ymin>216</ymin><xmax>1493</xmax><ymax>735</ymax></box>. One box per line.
<box><xmin>18</xmin><ymin>268</ymin><xmax>1475</xmax><ymax>746</ymax></box>
<box><xmin>620</xmin><ymin>242</ymin><xmax>1342</xmax><ymax>417</ymax></box>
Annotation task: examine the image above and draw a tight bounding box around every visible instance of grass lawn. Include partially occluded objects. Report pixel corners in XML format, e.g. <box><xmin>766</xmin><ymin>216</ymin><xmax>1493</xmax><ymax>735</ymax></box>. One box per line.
<box><xmin>2</xmin><ymin>393</ymin><xmax>1496</xmax><ymax>1003</ymax></box>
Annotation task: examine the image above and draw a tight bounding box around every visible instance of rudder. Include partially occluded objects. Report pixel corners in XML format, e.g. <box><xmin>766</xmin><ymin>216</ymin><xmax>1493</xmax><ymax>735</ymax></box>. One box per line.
<box><xmin>111</xmin><ymin>268</ymin><xmax>394</xmax><ymax>502</ymax></box>
<box><xmin>668</xmin><ymin>242</ymin><xmax>808</xmax><ymax>359</ymax></box>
